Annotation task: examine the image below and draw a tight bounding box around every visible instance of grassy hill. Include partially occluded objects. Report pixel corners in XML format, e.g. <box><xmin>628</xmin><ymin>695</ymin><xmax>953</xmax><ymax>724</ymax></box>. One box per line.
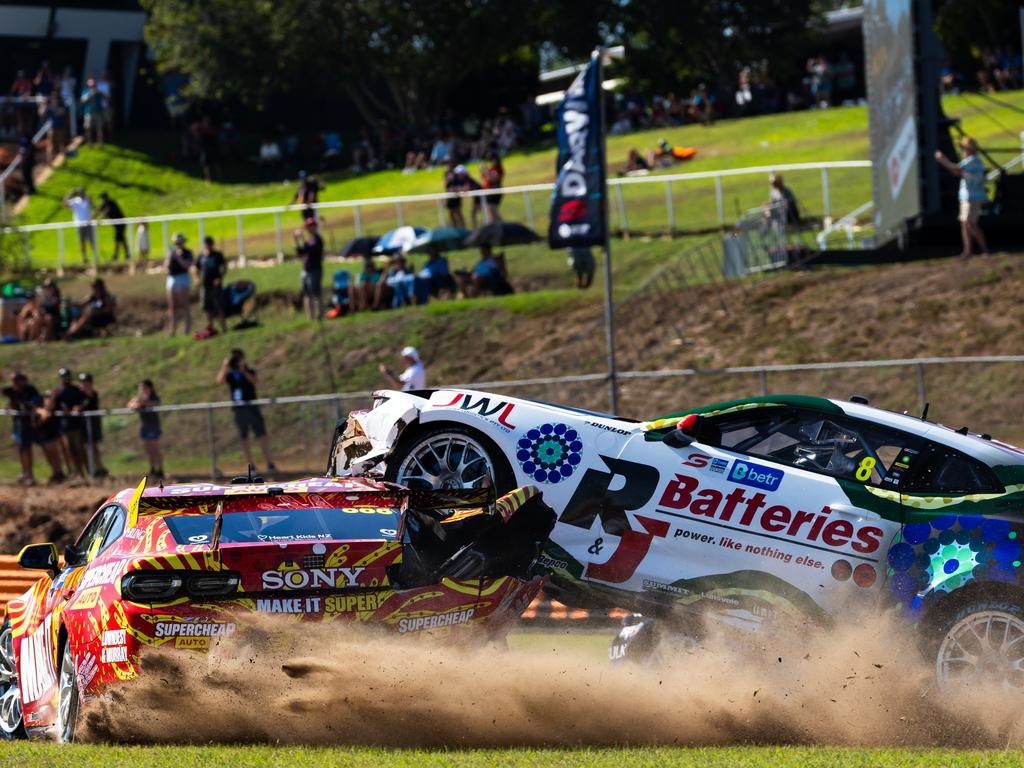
<box><xmin>7</xmin><ymin>90</ymin><xmax>1024</xmax><ymax>269</ymax></box>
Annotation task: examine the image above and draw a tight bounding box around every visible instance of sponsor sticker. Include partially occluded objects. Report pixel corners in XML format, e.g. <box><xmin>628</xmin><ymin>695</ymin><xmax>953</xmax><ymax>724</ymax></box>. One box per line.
<box><xmin>397</xmin><ymin>608</ymin><xmax>475</xmax><ymax>633</ymax></box>
<box><xmin>709</xmin><ymin>458</ymin><xmax>729</xmax><ymax>474</ymax></box>
<box><xmin>261</xmin><ymin>566</ymin><xmax>365</xmax><ymax>590</ymax></box>
<box><xmin>154</xmin><ymin>620</ymin><xmax>236</xmax><ymax>638</ymax></box>
<box><xmin>728</xmin><ymin>459</ymin><xmax>784</xmax><ymax>491</ymax></box>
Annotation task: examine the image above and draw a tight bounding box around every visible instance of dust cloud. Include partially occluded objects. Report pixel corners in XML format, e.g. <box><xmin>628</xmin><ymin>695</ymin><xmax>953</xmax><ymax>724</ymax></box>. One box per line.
<box><xmin>84</xmin><ymin>613</ymin><xmax>1024</xmax><ymax>747</ymax></box>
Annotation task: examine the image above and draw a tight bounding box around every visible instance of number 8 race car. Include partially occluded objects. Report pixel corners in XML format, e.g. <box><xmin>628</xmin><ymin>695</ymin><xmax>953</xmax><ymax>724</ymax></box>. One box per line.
<box><xmin>0</xmin><ymin>475</ymin><xmax>554</xmax><ymax>741</ymax></box>
<box><xmin>334</xmin><ymin>388</ymin><xmax>1024</xmax><ymax>686</ymax></box>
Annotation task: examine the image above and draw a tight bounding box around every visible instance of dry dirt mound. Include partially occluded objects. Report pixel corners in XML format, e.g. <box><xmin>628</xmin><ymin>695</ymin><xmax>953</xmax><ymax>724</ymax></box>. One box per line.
<box><xmin>0</xmin><ymin>484</ymin><xmax>119</xmax><ymax>552</ymax></box>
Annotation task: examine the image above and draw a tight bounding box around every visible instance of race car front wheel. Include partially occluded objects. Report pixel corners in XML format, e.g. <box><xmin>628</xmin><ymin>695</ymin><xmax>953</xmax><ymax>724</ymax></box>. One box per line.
<box><xmin>56</xmin><ymin>641</ymin><xmax>80</xmax><ymax>743</ymax></box>
<box><xmin>935</xmin><ymin>599</ymin><xmax>1024</xmax><ymax>689</ymax></box>
<box><xmin>0</xmin><ymin>618</ymin><xmax>25</xmax><ymax>739</ymax></box>
<box><xmin>385</xmin><ymin>423</ymin><xmax>515</xmax><ymax>494</ymax></box>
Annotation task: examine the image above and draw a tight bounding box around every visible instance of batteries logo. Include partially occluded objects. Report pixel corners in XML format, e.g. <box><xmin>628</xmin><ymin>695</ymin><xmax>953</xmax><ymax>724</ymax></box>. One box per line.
<box><xmin>728</xmin><ymin>460</ymin><xmax>784</xmax><ymax>492</ymax></box>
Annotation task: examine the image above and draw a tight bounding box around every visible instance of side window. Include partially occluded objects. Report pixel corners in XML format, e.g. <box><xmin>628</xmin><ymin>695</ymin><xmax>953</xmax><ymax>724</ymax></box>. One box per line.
<box><xmin>706</xmin><ymin>407</ymin><xmax>925</xmax><ymax>487</ymax></box>
<box><xmin>99</xmin><ymin>506</ymin><xmax>127</xmax><ymax>553</ymax></box>
<box><xmin>904</xmin><ymin>445</ymin><xmax>1003</xmax><ymax>495</ymax></box>
<box><xmin>71</xmin><ymin>505</ymin><xmax>121</xmax><ymax>565</ymax></box>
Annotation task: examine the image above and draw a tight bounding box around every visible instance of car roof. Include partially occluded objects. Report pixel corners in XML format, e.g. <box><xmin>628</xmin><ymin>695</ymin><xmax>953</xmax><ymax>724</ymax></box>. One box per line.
<box><xmin>654</xmin><ymin>394</ymin><xmax>1024</xmax><ymax>468</ymax></box>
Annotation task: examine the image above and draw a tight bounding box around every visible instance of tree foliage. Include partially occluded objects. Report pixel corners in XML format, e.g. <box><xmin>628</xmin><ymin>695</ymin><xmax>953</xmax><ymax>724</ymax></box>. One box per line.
<box><xmin>140</xmin><ymin>0</ymin><xmax>822</xmax><ymax>127</ymax></box>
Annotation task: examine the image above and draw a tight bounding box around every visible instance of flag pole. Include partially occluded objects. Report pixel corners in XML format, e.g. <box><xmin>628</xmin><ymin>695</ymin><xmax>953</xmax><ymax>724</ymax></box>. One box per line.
<box><xmin>595</xmin><ymin>46</ymin><xmax>618</xmax><ymax>415</ymax></box>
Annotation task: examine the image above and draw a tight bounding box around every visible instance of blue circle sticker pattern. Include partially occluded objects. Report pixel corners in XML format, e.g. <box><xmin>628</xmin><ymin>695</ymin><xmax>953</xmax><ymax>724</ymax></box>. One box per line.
<box><xmin>888</xmin><ymin>514</ymin><xmax>1023</xmax><ymax>615</ymax></box>
<box><xmin>516</xmin><ymin>423</ymin><xmax>583</xmax><ymax>484</ymax></box>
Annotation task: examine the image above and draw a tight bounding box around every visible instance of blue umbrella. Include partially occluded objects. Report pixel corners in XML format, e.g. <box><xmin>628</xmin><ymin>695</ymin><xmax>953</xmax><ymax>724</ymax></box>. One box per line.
<box><xmin>403</xmin><ymin>227</ymin><xmax>471</xmax><ymax>254</ymax></box>
<box><xmin>372</xmin><ymin>226</ymin><xmax>429</xmax><ymax>255</ymax></box>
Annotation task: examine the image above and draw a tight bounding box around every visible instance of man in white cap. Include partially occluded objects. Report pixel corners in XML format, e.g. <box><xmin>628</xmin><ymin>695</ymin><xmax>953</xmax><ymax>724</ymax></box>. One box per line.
<box><xmin>378</xmin><ymin>346</ymin><xmax>426</xmax><ymax>391</ymax></box>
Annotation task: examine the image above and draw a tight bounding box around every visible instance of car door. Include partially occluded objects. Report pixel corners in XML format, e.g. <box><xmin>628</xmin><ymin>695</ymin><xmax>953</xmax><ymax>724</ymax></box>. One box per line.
<box><xmin>17</xmin><ymin>504</ymin><xmax>121</xmax><ymax>722</ymax></box>
<box><xmin>560</xmin><ymin>405</ymin><xmax>921</xmax><ymax>626</ymax></box>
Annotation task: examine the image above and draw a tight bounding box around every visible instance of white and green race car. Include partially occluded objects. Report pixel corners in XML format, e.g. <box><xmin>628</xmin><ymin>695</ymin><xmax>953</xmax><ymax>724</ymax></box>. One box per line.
<box><xmin>332</xmin><ymin>389</ymin><xmax>1024</xmax><ymax>685</ymax></box>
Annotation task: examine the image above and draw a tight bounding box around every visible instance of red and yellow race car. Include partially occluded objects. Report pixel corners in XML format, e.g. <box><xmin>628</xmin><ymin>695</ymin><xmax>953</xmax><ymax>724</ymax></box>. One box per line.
<box><xmin>0</xmin><ymin>476</ymin><xmax>554</xmax><ymax>742</ymax></box>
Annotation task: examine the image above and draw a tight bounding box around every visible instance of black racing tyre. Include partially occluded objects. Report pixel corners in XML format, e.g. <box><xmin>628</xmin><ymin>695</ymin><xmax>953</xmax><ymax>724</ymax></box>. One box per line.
<box><xmin>56</xmin><ymin>640</ymin><xmax>80</xmax><ymax>743</ymax></box>
<box><xmin>0</xmin><ymin>617</ymin><xmax>25</xmax><ymax>740</ymax></box>
<box><xmin>384</xmin><ymin>422</ymin><xmax>516</xmax><ymax>495</ymax></box>
<box><xmin>932</xmin><ymin>598</ymin><xmax>1024</xmax><ymax>689</ymax></box>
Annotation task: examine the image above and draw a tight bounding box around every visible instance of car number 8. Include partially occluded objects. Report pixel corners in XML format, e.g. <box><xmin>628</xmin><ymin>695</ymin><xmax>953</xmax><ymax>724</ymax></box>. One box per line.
<box><xmin>855</xmin><ymin>457</ymin><xmax>876</xmax><ymax>482</ymax></box>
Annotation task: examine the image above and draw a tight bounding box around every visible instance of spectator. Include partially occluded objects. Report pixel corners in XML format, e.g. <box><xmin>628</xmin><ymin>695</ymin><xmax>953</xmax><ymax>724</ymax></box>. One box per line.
<box><xmin>33</xmin><ymin>62</ymin><xmax>54</xmax><ymax>99</ymax></box>
<box><xmin>936</xmin><ymin>137</ymin><xmax>990</xmax><ymax>259</ymax></box>
<box><xmin>569</xmin><ymin>246</ymin><xmax>595</xmax><ymax>289</ymax></box>
<box><xmin>16</xmin><ymin>291</ymin><xmax>50</xmax><ymax>342</ymax></box>
<box><xmin>379</xmin><ymin>254</ymin><xmax>417</xmax><ymax>308</ymax></box>
<box><xmin>290</xmin><ymin>171</ymin><xmax>323</xmax><ymax>222</ymax></box>
<box><xmin>471</xmin><ymin>243</ymin><xmax>514</xmax><ymax>296</ymax></box>
<box><xmin>35</xmin><ymin>390</ymin><xmax>68</xmax><ymax>484</ymax></box>
<box><xmin>735</xmin><ymin>68</ymin><xmax>755</xmax><ymax>116</ymax></box>
<box><xmin>54</xmin><ymin>367</ymin><xmax>87</xmax><ymax>481</ymax></box>
<box><xmin>429</xmin><ymin>134</ymin><xmax>452</xmax><ymax>166</ymax></box>
<box><xmin>165</xmin><ymin>232</ymin><xmax>194</xmax><ymax>336</ymax></box>
<box><xmin>3</xmin><ymin>371</ymin><xmax>43</xmax><ymax>485</ymax></box>
<box><xmin>128</xmin><ymin>379</ymin><xmax>163</xmax><ymax>480</ymax></box>
<box><xmin>135</xmin><ymin>221</ymin><xmax>151</xmax><ymax>272</ymax></box>
<box><xmin>77</xmin><ymin>372</ymin><xmax>108</xmax><ymax>477</ymax></box>
<box><xmin>688</xmin><ymin>84</ymin><xmax>714</xmax><ymax>126</ymax></box>
<box><xmin>217</xmin><ymin>349</ymin><xmax>277</xmax><ymax>474</ymax></box>
<box><xmin>18</xmin><ymin>134</ymin><xmax>35</xmax><ymax>195</ymax></box>
<box><xmin>481</xmin><ymin>151</ymin><xmax>504</xmax><ymax>222</ymax></box>
<box><xmin>95</xmin><ymin>192</ymin><xmax>130</xmax><ymax>261</ymax></box>
<box><xmin>66</xmin><ymin>278</ymin><xmax>116</xmax><ymax>339</ymax></box>
<box><xmin>38</xmin><ymin>279</ymin><xmax>62</xmax><ymax>341</ymax></box>
<box><xmin>258</xmin><ymin>138</ymin><xmax>282</xmax><ymax>180</ymax></box>
<box><xmin>196</xmin><ymin>236</ymin><xmax>227</xmax><ymax>336</ymax></box>
<box><xmin>45</xmin><ymin>92</ymin><xmax>69</xmax><ymax>159</ymax></box>
<box><xmin>63</xmin><ymin>189</ymin><xmax>98</xmax><ymax>265</ymax></box>
<box><xmin>624</xmin><ymin>148</ymin><xmax>651</xmax><ymax>174</ymax></box>
<box><xmin>59</xmin><ymin>67</ymin><xmax>78</xmax><ymax>136</ymax></box>
<box><xmin>420</xmin><ymin>247</ymin><xmax>456</xmax><ymax>298</ymax></box>
<box><xmin>97</xmin><ymin>71</ymin><xmax>114</xmax><ymax>139</ymax></box>
<box><xmin>444</xmin><ymin>161</ymin><xmax>466</xmax><ymax>228</ymax></box>
<box><xmin>294</xmin><ymin>218</ymin><xmax>324</xmax><ymax>320</ymax></box>
<box><xmin>833</xmin><ymin>52</ymin><xmax>857</xmax><ymax>103</ymax></box>
<box><xmin>768</xmin><ymin>173</ymin><xmax>801</xmax><ymax>226</ymax></box>
<box><xmin>80</xmin><ymin>77</ymin><xmax>105</xmax><ymax>145</ymax></box>
<box><xmin>378</xmin><ymin>346</ymin><xmax>426</xmax><ymax>391</ymax></box>
<box><xmin>352</xmin><ymin>255</ymin><xmax>382</xmax><ymax>311</ymax></box>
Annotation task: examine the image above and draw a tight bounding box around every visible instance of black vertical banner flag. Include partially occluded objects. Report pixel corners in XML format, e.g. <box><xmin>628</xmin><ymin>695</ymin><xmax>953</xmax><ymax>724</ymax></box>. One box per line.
<box><xmin>548</xmin><ymin>56</ymin><xmax>607</xmax><ymax>248</ymax></box>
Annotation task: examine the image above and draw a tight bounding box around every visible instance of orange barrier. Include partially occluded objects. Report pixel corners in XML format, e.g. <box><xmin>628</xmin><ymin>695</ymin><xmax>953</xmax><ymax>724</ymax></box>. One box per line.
<box><xmin>0</xmin><ymin>555</ymin><xmax>40</xmax><ymax>610</ymax></box>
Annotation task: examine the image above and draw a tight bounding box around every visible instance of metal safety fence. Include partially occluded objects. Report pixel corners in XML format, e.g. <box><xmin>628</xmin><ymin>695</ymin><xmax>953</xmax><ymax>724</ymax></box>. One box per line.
<box><xmin>0</xmin><ymin>160</ymin><xmax>871</xmax><ymax>273</ymax></box>
<box><xmin>3</xmin><ymin>354</ymin><xmax>1023</xmax><ymax>483</ymax></box>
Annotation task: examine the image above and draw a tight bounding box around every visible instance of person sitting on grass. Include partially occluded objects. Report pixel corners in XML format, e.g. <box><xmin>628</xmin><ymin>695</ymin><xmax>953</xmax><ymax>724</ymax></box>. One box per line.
<box><xmin>471</xmin><ymin>243</ymin><xmax>513</xmax><ymax>296</ymax></box>
<box><xmin>419</xmin><ymin>247</ymin><xmax>456</xmax><ymax>299</ymax></box>
<box><xmin>352</xmin><ymin>254</ymin><xmax>382</xmax><ymax>311</ymax></box>
<box><xmin>65</xmin><ymin>279</ymin><xmax>116</xmax><ymax>340</ymax></box>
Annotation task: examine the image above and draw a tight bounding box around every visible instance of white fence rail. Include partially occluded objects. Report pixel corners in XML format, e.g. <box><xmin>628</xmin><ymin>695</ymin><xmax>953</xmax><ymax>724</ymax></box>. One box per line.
<box><xmin>0</xmin><ymin>160</ymin><xmax>872</xmax><ymax>272</ymax></box>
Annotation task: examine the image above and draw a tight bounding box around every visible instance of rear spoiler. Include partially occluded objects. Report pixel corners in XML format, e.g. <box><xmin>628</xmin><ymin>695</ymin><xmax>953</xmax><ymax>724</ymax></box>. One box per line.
<box><xmin>129</xmin><ymin>484</ymin><xmax>493</xmax><ymax>517</ymax></box>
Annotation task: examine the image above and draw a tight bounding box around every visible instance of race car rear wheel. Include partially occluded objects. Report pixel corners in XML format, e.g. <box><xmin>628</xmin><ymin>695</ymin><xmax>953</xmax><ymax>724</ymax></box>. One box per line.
<box><xmin>0</xmin><ymin>618</ymin><xmax>25</xmax><ymax>739</ymax></box>
<box><xmin>935</xmin><ymin>600</ymin><xmax>1024</xmax><ymax>689</ymax></box>
<box><xmin>56</xmin><ymin>641</ymin><xmax>80</xmax><ymax>743</ymax></box>
<box><xmin>385</xmin><ymin>423</ymin><xmax>515</xmax><ymax>494</ymax></box>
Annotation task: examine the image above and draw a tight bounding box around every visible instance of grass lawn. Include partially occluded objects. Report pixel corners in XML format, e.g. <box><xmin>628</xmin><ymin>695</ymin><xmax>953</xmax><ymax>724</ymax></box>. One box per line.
<box><xmin>3</xmin><ymin>744</ymin><xmax>1024</xmax><ymax>767</ymax></box>
<box><xmin>7</xmin><ymin>90</ymin><xmax>1024</xmax><ymax>269</ymax></box>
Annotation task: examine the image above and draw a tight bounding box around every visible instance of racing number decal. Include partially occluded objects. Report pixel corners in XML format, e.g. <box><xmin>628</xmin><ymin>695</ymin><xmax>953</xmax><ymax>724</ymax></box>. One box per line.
<box><xmin>855</xmin><ymin>457</ymin><xmax>876</xmax><ymax>482</ymax></box>
<box><xmin>558</xmin><ymin>455</ymin><xmax>664</xmax><ymax>584</ymax></box>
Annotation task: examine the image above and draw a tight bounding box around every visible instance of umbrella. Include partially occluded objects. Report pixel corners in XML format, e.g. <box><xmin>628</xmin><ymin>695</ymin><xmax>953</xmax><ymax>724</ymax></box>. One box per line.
<box><xmin>339</xmin><ymin>236</ymin><xmax>380</xmax><ymax>258</ymax></box>
<box><xmin>403</xmin><ymin>227</ymin><xmax>470</xmax><ymax>254</ymax></box>
<box><xmin>464</xmin><ymin>221</ymin><xmax>541</xmax><ymax>247</ymax></box>
<box><xmin>372</xmin><ymin>226</ymin><xmax>429</xmax><ymax>255</ymax></box>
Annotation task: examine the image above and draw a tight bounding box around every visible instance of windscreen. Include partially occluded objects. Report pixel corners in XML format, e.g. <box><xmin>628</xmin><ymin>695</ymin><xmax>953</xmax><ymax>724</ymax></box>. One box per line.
<box><xmin>163</xmin><ymin>507</ymin><xmax>401</xmax><ymax>546</ymax></box>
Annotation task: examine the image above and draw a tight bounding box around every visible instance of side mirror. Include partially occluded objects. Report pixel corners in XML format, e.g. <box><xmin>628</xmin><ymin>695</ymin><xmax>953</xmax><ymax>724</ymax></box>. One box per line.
<box><xmin>663</xmin><ymin>413</ymin><xmax>703</xmax><ymax>449</ymax></box>
<box><xmin>17</xmin><ymin>543</ymin><xmax>59</xmax><ymax>575</ymax></box>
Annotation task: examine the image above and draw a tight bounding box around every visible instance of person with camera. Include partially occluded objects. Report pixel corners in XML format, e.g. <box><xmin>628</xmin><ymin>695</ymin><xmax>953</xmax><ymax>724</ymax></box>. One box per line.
<box><xmin>294</xmin><ymin>217</ymin><xmax>324</xmax><ymax>320</ymax></box>
<box><xmin>217</xmin><ymin>349</ymin><xmax>277</xmax><ymax>475</ymax></box>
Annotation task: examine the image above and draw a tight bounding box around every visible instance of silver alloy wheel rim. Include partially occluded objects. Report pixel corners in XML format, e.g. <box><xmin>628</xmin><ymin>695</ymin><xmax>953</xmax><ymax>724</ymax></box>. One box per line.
<box><xmin>936</xmin><ymin>610</ymin><xmax>1024</xmax><ymax>688</ymax></box>
<box><xmin>395</xmin><ymin>433</ymin><xmax>495</xmax><ymax>490</ymax></box>
<box><xmin>0</xmin><ymin>626</ymin><xmax>21</xmax><ymax>734</ymax></box>
<box><xmin>57</xmin><ymin>644</ymin><xmax>78</xmax><ymax>743</ymax></box>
